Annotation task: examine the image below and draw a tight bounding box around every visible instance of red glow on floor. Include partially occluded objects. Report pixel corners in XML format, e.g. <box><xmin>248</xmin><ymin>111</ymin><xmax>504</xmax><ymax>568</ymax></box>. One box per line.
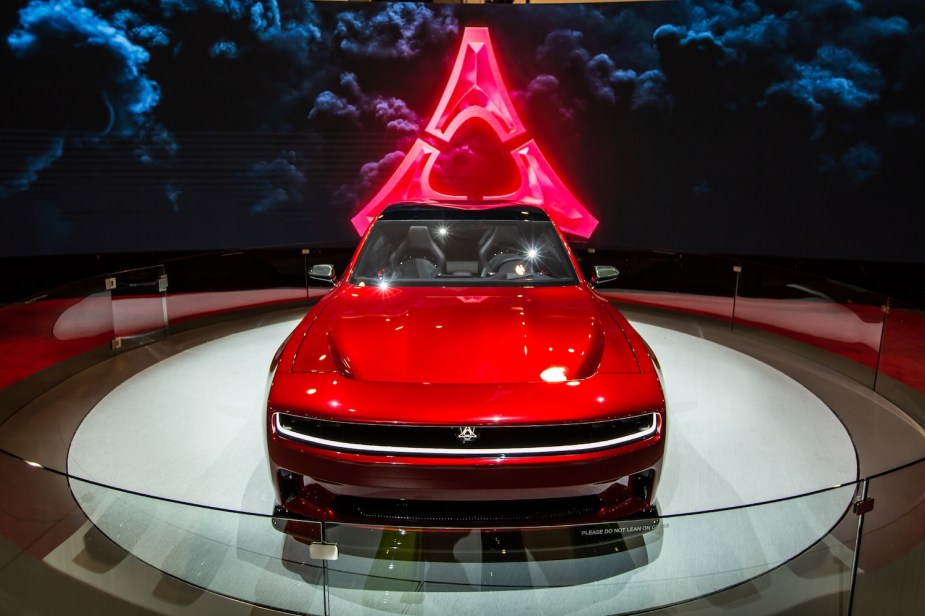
<box><xmin>351</xmin><ymin>27</ymin><xmax>599</xmax><ymax>239</ymax></box>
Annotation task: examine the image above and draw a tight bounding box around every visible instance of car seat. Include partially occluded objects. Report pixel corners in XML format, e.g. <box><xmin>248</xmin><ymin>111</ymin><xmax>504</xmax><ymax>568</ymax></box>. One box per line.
<box><xmin>389</xmin><ymin>226</ymin><xmax>446</xmax><ymax>278</ymax></box>
<box><xmin>478</xmin><ymin>226</ymin><xmax>527</xmax><ymax>276</ymax></box>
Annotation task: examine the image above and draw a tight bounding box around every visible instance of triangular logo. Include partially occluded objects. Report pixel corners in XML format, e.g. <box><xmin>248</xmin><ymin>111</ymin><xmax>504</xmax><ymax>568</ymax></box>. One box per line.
<box><xmin>351</xmin><ymin>27</ymin><xmax>599</xmax><ymax>239</ymax></box>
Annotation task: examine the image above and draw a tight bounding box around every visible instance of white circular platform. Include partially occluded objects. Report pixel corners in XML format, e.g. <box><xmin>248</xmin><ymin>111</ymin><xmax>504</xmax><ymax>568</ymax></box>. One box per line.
<box><xmin>66</xmin><ymin>319</ymin><xmax>857</xmax><ymax>514</ymax></box>
<box><xmin>65</xmin><ymin>317</ymin><xmax>859</xmax><ymax>615</ymax></box>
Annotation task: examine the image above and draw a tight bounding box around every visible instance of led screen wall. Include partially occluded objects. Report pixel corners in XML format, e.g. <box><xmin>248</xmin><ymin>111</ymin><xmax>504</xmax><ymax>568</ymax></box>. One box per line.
<box><xmin>1</xmin><ymin>1</ymin><xmax>923</xmax><ymax>261</ymax></box>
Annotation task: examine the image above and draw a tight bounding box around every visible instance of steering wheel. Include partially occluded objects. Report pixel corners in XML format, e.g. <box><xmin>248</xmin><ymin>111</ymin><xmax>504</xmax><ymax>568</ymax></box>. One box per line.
<box><xmin>487</xmin><ymin>256</ymin><xmax>530</xmax><ymax>276</ymax></box>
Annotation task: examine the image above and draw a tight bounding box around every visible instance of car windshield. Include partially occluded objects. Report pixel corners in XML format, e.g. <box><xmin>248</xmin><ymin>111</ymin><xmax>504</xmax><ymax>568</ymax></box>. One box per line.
<box><xmin>349</xmin><ymin>215</ymin><xmax>579</xmax><ymax>287</ymax></box>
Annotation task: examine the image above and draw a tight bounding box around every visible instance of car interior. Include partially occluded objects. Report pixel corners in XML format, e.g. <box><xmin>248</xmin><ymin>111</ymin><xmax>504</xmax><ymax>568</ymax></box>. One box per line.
<box><xmin>350</xmin><ymin>220</ymin><xmax>576</xmax><ymax>285</ymax></box>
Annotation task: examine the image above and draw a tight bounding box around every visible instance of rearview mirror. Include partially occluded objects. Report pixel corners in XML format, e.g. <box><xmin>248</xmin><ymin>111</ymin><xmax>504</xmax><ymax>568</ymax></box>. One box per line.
<box><xmin>308</xmin><ymin>264</ymin><xmax>337</xmax><ymax>285</ymax></box>
<box><xmin>591</xmin><ymin>265</ymin><xmax>620</xmax><ymax>287</ymax></box>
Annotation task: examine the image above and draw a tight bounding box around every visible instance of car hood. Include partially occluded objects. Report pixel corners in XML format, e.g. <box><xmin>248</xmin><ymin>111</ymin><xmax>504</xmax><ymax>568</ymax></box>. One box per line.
<box><xmin>292</xmin><ymin>286</ymin><xmax>640</xmax><ymax>384</ymax></box>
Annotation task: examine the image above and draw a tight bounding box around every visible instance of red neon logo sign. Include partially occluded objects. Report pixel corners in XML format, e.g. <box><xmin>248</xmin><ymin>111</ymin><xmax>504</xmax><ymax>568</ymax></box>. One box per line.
<box><xmin>351</xmin><ymin>27</ymin><xmax>599</xmax><ymax>238</ymax></box>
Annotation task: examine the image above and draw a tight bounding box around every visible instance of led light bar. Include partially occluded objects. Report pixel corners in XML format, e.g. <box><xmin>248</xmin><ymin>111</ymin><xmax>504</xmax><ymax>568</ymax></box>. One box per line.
<box><xmin>274</xmin><ymin>412</ymin><xmax>658</xmax><ymax>457</ymax></box>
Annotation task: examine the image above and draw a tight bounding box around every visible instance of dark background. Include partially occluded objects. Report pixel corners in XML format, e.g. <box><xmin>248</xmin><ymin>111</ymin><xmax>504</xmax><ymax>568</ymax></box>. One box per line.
<box><xmin>1</xmin><ymin>1</ymin><xmax>924</xmax><ymax>301</ymax></box>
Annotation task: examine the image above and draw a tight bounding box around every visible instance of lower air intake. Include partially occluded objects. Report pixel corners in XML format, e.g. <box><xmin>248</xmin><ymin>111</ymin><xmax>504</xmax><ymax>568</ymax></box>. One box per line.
<box><xmin>330</xmin><ymin>495</ymin><xmax>602</xmax><ymax>525</ymax></box>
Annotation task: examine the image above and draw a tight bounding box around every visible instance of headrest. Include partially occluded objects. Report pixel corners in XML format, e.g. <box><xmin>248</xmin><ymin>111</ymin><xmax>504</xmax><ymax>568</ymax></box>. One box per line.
<box><xmin>406</xmin><ymin>226</ymin><xmax>434</xmax><ymax>250</ymax></box>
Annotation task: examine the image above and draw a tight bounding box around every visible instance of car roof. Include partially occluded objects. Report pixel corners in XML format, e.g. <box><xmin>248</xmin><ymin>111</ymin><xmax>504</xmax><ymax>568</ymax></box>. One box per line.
<box><xmin>378</xmin><ymin>202</ymin><xmax>552</xmax><ymax>222</ymax></box>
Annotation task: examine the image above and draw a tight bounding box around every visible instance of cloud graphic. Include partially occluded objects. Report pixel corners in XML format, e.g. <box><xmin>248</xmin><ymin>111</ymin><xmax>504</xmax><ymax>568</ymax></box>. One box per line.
<box><xmin>110</xmin><ymin>9</ymin><xmax>171</xmax><ymax>47</ymax></box>
<box><xmin>210</xmin><ymin>40</ymin><xmax>238</xmax><ymax>59</ymax></box>
<box><xmin>631</xmin><ymin>70</ymin><xmax>672</xmax><ymax>113</ymax></box>
<box><xmin>585</xmin><ymin>53</ymin><xmax>638</xmax><ymax>105</ymax></box>
<box><xmin>642</xmin><ymin>0</ymin><xmax>924</xmax><ymax>191</ymax></box>
<box><xmin>654</xmin><ymin>0</ymin><xmax>898</xmax><ymax>118</ymax></box>
<box><xmin>309</xmin><ymin>72</ymin><xmax>421</xmax><ymax>136</ymax></box>
<box><xmin>331</xmin><ymin>150</ymin><xmax>405</xmax><ymax>210</ymax></box>
<box><xmin>142</xmin><ymin>0</ymin><xmax>323</xmax><ymax>134</ymax></box>
<box><xmin>2</xmin><ymin>0</ymin><xmax>170</xmax><ymax>196</ymax></box>
<box><xmin>8</xmin><ymin>0</ymin><xmax>160</xmax><ymax>133</ymax></box>
<box><xmin>515</xmin><ymin>74</ymin><xmax>581</xmax><ymax>124</ymax></box>
<box><xmin>369</xmin><ymin>96</ymin><xmax>420</xmax><ymax>137</ymax></box>
<box><xmin>528</xmin><ymin>25</ymin><xmax>670</xmax><ymax>115</ymax></box>
<box><xmin>310</xmin><ymin>67</ymin><xmax>423</xmax><ymax>206</ymax></box>
<box><xmin>536</xmin><ymin>29</ymin><xmax>589</xmax><ymax>69</ymax></box>
<box><xmin>334</xmin><ymin>3</ymin><xmax>458</xmax><ymax>60</ymax></box>
<box><xmin>844</xmin><ymin>14</ymin><xmax>910</xmax><ymax>47</ymax></box>
<box><xmin>246</xmin><ymin>150</ymin><xmax>305</xmax><ymax>214</ymax></box>
<box><xmin>0</xmin><ymin>138</ymin><xmax>64</xmax><ymax>200</ymax></box>
<box><xmin>159</xmin><ymin>0</ymin><xmax>283</xmax><ymax>36</ymax></box>
<box><xmin>309</xmin><ymin>90</ymin><xmax>361</xmax><ymax>125</ymax></box>
<box><xmin>820</xmin><ymin>142</ymin><xmax>881</xmax><ymax>188</ymax></box>
<box><xmin>0</xmin><ymin>0</ymin><xmax>921</xmax><ymax>259</ymax></box>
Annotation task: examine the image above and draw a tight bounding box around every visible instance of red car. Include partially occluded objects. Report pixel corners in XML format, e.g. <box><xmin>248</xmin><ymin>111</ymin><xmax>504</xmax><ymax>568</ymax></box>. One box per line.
<box><xmin>266</xmin><ymin>203</ymin><xmax>665</xmax><ymax>526</ymax></box>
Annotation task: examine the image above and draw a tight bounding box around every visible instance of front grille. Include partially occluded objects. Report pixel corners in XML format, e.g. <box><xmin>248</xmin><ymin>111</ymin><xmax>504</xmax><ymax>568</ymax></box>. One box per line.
<box><xmin>275</xmin><ymin>412</ymin><xmax>658</xmax><ymax>457</ymax></box>
<box><xmin>330</xmin><ymin>495</ymin><xmax>602</xmax><ymax>524</ymax></box>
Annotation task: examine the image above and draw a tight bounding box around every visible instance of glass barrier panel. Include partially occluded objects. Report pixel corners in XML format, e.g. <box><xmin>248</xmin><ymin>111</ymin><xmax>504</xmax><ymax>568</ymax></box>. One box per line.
<box><xmin>161</xmin><ymin>248</ymin><xmax>313</xmax><ymax>328</ymax></box>
<box><xmin>0</xmin><ymin>276</ymin><xmax>114</xmax><ymax>392</ymax></box>
<box><xmin>874</xmin><ymin>300</ymin><xmax>925</xmax><ymax>429</ymax></box>
<box><xmin>67</xmin><ymin>476</ymin><xmax>327</xmax><ymax>615</ymax></box>
<box><xmin>323</xmin><ymin>484</ymin><xmax>857</xmax><ymax>616</ymax></box>
<box><xmin>0</xmin><ymin>453</ymin><xmax>161</xmax><ymax>615</ymax></box>
<box><xmin>109</xmin><ymin>265</ymin><xmax>167</xmax><ymax>349</ymax></box>
<box><xmin>852</xmin><ymin>459</ymin><xmax>925</xmax><ymax>615</ymax></box>
<box><xmin>0</xmin><ymin>452</ymin><xmax>327</xmax><ymax>614</ymax></box>
<box><xmin>585</xmin><ymin>251</ymin><xmax>738</xmax><ymax>323</ymax></box>
<box><xmin>733</xmin><ymin>262</ymin><xmax>886</xmax><ymax>389</ymax></box>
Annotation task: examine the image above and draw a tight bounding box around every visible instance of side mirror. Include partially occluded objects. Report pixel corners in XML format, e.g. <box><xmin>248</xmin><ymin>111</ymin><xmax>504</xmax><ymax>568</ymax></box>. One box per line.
<box><xmin>591</xmin><ymin>265</ymin><xmax>620</xmax><ymax>288</ymax></box>
<box><xmin>308</xmin><ymin>264</ymin><xmax>337</xmax><ymax>286</ymax></box>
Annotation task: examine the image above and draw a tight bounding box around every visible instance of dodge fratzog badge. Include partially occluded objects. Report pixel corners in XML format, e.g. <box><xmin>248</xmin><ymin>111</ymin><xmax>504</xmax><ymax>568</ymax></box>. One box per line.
<box><xmin>456</xmin><ymin>426</ymin><xmax>479</xmax><ymax>444</ymax></box>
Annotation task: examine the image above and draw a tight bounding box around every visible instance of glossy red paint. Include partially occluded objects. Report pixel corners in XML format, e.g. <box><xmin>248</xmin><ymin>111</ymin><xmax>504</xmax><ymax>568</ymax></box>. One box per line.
<box><xmin>267</xmin><ymin>203</ymin><xmax>665</xmax><ymax>526</ymax></box>
<box><xmin>270</xmin><ymin>370</ymin><xmax>663</xmax><ymax>427</ymax></box>
<box><xmin>351</xmin><ymin>27</ymin><xmax>599</xmax><ymax>239</ymax></box>
<box><xmin>291</xmin><ymin>286</ymin><xmax>640</xmax><ymax>385</ymax></box>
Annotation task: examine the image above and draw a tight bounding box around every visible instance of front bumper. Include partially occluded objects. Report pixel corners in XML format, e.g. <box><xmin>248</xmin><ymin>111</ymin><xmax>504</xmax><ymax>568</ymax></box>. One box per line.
<box><xmin>267</xmin><ymin>413</ymin><xmax>664</xmax><ymax>526</ymax></box>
